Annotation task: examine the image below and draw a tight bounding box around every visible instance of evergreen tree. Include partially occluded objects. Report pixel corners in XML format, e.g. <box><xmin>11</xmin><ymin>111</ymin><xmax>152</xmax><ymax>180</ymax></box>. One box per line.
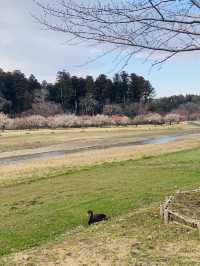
<box><xmin>71</xmin><ymin>76</ymin><xmax>86</xmax><ymax>114</ymax></box>
<box><xmin>56</xmin><ymin>71</ymin><xmax>73</xmax><ymax>111</ymax></box>
<box><xmin>113</xmin><ymin>73</ymin><xmax>122</xmax><ymax>104</ymax></box>
<box><xmin>128</xmin><ymin>73</ymin><xmax>142</xmax><ymax>103</ymax></box>
<box><xmin>85</xmin><ymin>76</ymin><xmax>94</xmax><ymax>96</ymax></box>
<box><xmin>95</xmin><ymin>74</ymin><xmax>112</xmax><ymax>111</ymax></box>
<box><xmin>120</xmin><ymin>71</ymin><xmax>129</xmax><ymax>105</ymax></box>
<box><xmin>11</xmin><ymin>70</ymin><xmax>32</xmax><ymax>114</ymax></box>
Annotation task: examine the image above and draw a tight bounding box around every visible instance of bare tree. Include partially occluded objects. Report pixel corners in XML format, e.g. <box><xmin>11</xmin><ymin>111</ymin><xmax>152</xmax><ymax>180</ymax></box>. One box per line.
<box><xmin>35</xmin><ymin>0</ymin><xmax>200</xmax><ymax>66</ymax></box>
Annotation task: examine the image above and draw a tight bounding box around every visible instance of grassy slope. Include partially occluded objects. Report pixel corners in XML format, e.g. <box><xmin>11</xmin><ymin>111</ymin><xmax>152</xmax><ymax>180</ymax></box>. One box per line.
<box><xmin>1</xmin><ymin>147</ymin><xmax>200</xmax><ymax>258</ymax></box>
<box><xmin>3</xmin><ymin>208</ymin><xmax>199</xmax><ymax>265</ymax></box>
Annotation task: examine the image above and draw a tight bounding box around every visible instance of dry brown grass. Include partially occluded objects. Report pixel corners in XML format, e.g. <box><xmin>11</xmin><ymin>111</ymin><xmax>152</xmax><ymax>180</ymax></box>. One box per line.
<box><xmin>171</xmin><ymin>191</ymin><xmax>200</xmax><ymax>221</ymax></box>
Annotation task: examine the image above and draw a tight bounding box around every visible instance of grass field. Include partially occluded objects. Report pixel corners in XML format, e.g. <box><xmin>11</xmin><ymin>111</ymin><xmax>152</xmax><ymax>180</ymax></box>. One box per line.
<box><xmin>0</xmin><ymin>123</ymin><xmax>197</xmax><ymax>153</ymax></box>
<box><xmin>1</xmin><ymin>124</ymin><xmax>200</xmax><ymax>265</ymax></box>
<box><xmin>1</xmin><ymin>148</ymin><xmax>200</xmax><ymax>262</ymax></box>
<box><xmin>1</xmin><ymin>123</ymin><xmax>200</xmax><ymax>186</ymax></box>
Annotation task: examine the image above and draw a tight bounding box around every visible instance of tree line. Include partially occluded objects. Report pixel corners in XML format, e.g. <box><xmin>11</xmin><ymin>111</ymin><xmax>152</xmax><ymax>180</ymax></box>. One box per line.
<box><xmin>0</xmin><ymin>68</ymin><xmax>199</xmax><ymax>118</ymax></box>
<box><xmin>0</xmin><ymin>69</ymin><xmax>155</xmax><ymax>116</ymax></box>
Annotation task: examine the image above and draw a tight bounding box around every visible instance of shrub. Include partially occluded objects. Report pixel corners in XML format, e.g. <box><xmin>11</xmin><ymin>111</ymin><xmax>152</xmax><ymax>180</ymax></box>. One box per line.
<box><xmin>47</xmin><ymin>115</ymin><xmax>79</xmax><ymax>128</ymax></box>
<box><xmin>0</xmin><ymin>112</ymin><xmax>185</xmax><ymax>130</ymax></box>
<box><xmin>133</xmin><ymin>113</ymin><xmax>163</xmax><ymax>125</ymax></box>
<box><xmin>0</xmin><ymin>113</ymin><xmax>10</xmax><ymax>130</ymax></box>
<box><xmin>164</xmin><ymin>113</ymin><xmax>182</xmax><ymax>124</ymax></box>
<box><xmin>25</xmin><ymin>115</ymin><xmax>47</xmax><ymax>129</ymax></box>
<box><xmin>174</xmin><ymin>103</ymin><xmax>200</xmax><ymax>120</ymax></box>
<box><xmin>11</xmin><ymin>115</ymin><xmax>47</xmax><ymax>129</ymax></box>
<box><xmin>92</xmin><ymin>115</ymin><xmax>112</xmax><ymax>126</ymax></box>
<box><xmin>145</xmin><ymin>113</ymin><xmax>163</xmax><ymax>125</ymax></box>
<box><xmin>111</xmin><ymin>115</ymin><xmax>131</xmax><ymax>126</ymax></box>
<box><xmin>189</xmin><ymin>112</ymin><xmax>200</xmax><ymax>121</ymax></box>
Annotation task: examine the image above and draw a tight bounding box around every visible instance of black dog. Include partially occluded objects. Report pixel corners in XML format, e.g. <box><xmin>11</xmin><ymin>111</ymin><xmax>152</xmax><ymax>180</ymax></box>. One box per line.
<box><xmin>87</xmin><ymin>210</ymin><xmax>109</xmax><ymax>225</ymax></box>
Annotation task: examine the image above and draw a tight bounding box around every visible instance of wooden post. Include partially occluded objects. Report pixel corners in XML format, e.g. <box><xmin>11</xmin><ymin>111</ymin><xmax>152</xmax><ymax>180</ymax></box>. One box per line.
<box><xmin>164</xmin><ymin>208</ymin><xmax>169</xmax><ymax>224</ymax></box>
<box><xmin>197</xmin><ymin>223</ymin><xmax>200</xmax><ymax>239</ymax></box>
<box><xmin>160</xmin><ymin>204</ymin><xmax>164</xmax><ymax>219</ymax></box>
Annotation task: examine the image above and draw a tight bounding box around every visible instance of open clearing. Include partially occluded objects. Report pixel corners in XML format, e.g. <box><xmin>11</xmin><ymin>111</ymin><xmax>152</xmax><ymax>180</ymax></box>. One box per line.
<box><xmin>1</xmin><ymin>124</ymin><xmax>200</xmax><ymax>265</ymax></box>
<box><xmin>1</xmin><ymin>123</ymin><xmax>200</xmax><ymax>185</ymax></box>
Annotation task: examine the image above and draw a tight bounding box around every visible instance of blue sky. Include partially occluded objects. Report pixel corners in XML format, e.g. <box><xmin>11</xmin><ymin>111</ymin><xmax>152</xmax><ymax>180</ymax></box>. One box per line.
<box><xmin>0</xmin><ymin>0</ymin><xmax>200</xmax><ymax>97</ymax></box>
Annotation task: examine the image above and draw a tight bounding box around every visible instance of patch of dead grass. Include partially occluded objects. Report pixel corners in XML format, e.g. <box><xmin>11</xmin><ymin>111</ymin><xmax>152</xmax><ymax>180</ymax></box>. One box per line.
<box><xmin>171</xmin><ymin>191</ymin><xmax>200</xmax><ymax>221</ymax></box>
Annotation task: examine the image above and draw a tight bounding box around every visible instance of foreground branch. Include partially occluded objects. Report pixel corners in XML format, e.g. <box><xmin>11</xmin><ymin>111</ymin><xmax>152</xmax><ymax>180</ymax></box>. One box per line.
<box><xmin>35</xmin><ymin>0</ymin><xmax>200</xmax><ymax>65</ymax></box>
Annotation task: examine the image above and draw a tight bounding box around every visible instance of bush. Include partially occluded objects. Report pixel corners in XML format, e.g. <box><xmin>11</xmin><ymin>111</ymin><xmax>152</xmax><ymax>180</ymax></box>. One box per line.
<box><xmin>111</xmin><ymin>115</ymin><xmax>131</xmax><ymax>126</ymax></box>
<box><xmin>164</xmin><ymin>113</ymin><xmax>182</xmax><ymax>124</ymax></box>
<box><xmin>0</xmin><ymin>112</ymin><xmax>186</xmax><ymax>130</ymax></box>
<box><xmin>189</xmin><ymin>112</ymin><xmax>200</xmax><ymax>121</ymax></box>
<box><xmin>145</xmin><ymin>113</ymin><xmax>163</xmax><ymax>125</ymax></box>
<box><xmin>0</xmin><ymin>113</ymin><xmax>10</xmax><ymax>130</ymax></box>
<box><xmin>10</xmin><ymin>115</ymin><xmax>47</xmax><ymax>129</ymax></box>
<box><xmin>133</xmin><ymin>113</ymin><xmax>163</xmax><ymax>125</ymax></box>
<box><xmin>92</xmin><ymin>115</ymin><xmax>112</xmax><ymax>126</ymax></box>
<box><xmin>174</xmin><ymin>103</ymin><xmax>200</xmax><ymax>120</ymax></box>
<box><xmin>47</xmin><ymin>115</ymin><xmax>79</xmax><ymax>128</ymax></box>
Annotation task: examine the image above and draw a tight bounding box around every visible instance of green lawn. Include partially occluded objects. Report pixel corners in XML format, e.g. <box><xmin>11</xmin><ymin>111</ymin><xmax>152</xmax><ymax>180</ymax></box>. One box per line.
<box><xmin>1</xmin><ymin>147</ymin><xmax>200</xmax><ymax>257</ymax></box>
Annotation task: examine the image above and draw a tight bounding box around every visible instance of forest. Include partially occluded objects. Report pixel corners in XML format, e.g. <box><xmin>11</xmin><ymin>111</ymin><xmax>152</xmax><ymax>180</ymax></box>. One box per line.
<box><xmin>0</xmin><ymin>68</ymin><xmax>200</xmax><ymax>119</ymax></box>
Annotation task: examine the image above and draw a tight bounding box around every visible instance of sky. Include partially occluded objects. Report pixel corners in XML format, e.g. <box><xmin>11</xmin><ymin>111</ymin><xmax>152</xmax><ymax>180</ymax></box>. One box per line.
<box><xmin>0</xmin><ymin>0</ymin><xmax>200</xmax><ymax>97</ymax></box>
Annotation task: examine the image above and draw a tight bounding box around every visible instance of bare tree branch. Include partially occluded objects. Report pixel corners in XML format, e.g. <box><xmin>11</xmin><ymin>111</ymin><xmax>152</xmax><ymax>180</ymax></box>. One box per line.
<box><xmin>191</xmin><ymin>0</ymin><xmax>200</xmax><ymax>9</ymax></box>
<box><xmin>34</xmin><ymin>0</ymin><xmax>200</xmax><ymax>66</ymax></box>
<box><xmin>148</xmin><ymin>0</ymin><xmax>165</xmax><ymax>20</ymax></box>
